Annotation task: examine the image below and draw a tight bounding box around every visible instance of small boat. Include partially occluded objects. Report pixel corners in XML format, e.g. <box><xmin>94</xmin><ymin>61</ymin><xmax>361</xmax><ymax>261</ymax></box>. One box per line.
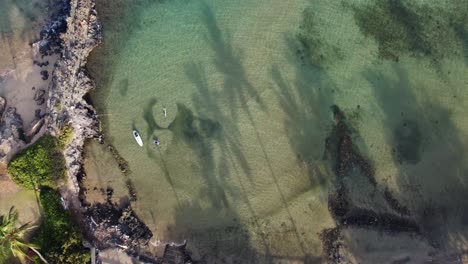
<box><xmin>133</xmin><ymin>129</ymin><xmax>143</xmax><ymax>147</ymax></box>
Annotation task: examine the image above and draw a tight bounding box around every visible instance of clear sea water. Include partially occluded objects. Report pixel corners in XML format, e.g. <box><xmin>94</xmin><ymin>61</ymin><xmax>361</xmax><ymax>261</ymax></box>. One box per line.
<box><xmin>86</xmin><ymin>0</ymin><xmax>468</xmax><ymax>262</ymax></box>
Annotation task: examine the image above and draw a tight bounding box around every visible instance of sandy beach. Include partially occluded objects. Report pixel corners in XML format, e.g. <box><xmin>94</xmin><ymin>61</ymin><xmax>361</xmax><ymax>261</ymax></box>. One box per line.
<box><xmin>0</xmin><ymin>0</ymin><xmax>60</xmax><ymax>235</ymax></box>
<box><xmin>0</xmin><ymin>52</ymin><xmax>58</xmax><ymax>127</ymax></box>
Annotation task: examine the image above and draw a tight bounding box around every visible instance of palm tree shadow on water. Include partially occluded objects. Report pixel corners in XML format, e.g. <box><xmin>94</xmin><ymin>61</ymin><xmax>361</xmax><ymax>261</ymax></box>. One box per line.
<box><xmin>88</xmin><ymin>0</ymin><xmax>159</xmax><ymax>142</ymax></box>
<box><xmin>160</xmin><ymin>5</ymin><xmax>330</xmax><ymax>263</ymax></box>
<box><xmin>365</xmin><ymin>64</ymin><xmax>468</xmax><ymax>257</ymax></box>
<box><xmin>147</xmin><ymin>102</ymin><xmax>266</xmax><ymax>262</ymax></box>
<box><xmin>200</xmin><ymin>3</ymin><xmax>267</xmax><ymax>120</ymax></box>
<box><xmin>271</xmin><ymin>36</ymin><xmax>337</xmax><ymax>189</ymax></box>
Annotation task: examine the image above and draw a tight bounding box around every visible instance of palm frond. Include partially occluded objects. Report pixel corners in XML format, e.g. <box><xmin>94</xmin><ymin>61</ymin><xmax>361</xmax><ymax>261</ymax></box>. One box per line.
<box><xmin>0</xmin><ymin>207</ymin><xmax>47</xmax><ymax>263</ymax></box>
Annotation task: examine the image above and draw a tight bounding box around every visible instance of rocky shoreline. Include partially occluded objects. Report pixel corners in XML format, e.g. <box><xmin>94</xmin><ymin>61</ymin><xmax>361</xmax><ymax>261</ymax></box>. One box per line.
<box><xmin>44</xmin><ymin>0</ymin><xmax>102</xmax><ymax>212</ymax></box>
<box><xmin>38</xmin><ymin>0</ymin><xmax>194</xmax><ymax>263</ymax></box>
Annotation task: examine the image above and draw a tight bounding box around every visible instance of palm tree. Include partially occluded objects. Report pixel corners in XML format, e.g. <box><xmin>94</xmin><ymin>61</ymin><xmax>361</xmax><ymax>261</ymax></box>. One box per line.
<box><xmin>0</xmin><ymin>207</ymin><xmax>48</xmax><ymax>263</ymax></box>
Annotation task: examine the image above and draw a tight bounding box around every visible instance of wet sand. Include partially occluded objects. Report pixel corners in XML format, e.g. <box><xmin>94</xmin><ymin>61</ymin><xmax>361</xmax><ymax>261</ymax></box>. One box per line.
<box><xmin>0</xmin><ymin>0</ymin><xmax>58</xmax><ymax>227</ymax></box>
<box><xmin>0</xmin><ymin>52</ymin><xmax>57</xmax><ymax>126</ymax></box>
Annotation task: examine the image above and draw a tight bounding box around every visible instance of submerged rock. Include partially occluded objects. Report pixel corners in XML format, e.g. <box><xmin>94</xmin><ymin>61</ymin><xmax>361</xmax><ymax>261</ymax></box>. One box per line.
<box><xmin>85</xmin><ymin>203</ymin><xmax>152</xmax><ymax>253</ymax></box>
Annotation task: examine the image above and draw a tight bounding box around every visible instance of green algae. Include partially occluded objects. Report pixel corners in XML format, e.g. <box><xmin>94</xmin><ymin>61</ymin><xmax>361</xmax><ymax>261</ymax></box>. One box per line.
<box><xmin>297</xmin><ymin>7</ymin><xmax>344</xmax><ymax>68</ymax></box>
<box><xmin>352</xmin><ymin>0</ymin><xmax>468</xmax><ymax>63</ymax></box>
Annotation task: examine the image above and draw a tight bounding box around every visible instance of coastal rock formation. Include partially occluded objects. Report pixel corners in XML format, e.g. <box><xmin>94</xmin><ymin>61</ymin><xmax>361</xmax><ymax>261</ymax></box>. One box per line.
<box><xmin>45</xmin><ymin>0</ymin><xmax>102</xmax><ymax>210</ymax></box>
<box><xmin>43</xmin><ymin>0</ymin><xmax>162</xmax><ymax>260</ymax></box>
<box><xmin>321</xmin><ymin>106</ymin><xmax>436</xmax><ymax>263</ymax></box>
<box><xmin>37</xmin><ymin>0</ymin><xmax>71</xmax><ymax>56</ymax></box>
<box><xmin>41</xmin><ymin>1</ymin><xmax>196</xmax><ymax>262</ymax></box>
<box><xmin>0</xmin><ymin>99</ymin><xmax>25</xmax><ymax>163</ymax></box>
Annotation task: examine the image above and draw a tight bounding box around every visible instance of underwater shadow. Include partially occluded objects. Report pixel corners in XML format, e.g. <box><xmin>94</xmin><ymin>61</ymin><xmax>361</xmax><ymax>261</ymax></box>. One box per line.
<box><xmin>87</xmin><ymin>0</ymin><xmax>158</xmax><ymax>138</ymax></box>
<box><xmin>271</xmin><ymin>36</ymin><xmax>335</xmax><ymax>188</ymax></box>
<box><xmin>165</xmin><ymin>201</ymin><xmax>272</xmax><ymax>264</ymax></box>
<box><xmin>142</xmin><ymin>97</ymin><xmax>165</xmax><ymax>141</ymax></box>
<box><xmin>167</xmin><ymin>103</ymin><xmax>229</xmax><ymax>209</ymax></box>
<box><xmin>200</xmin><ymin>3</ymin><xmax>266</xmax><ymax>121</ymax></box>
<box><xmin>365</xmin><ymin>64</ymin><xmax>468</xmax><ymax>256</ymax></box>
<box><xmin>185</xmin><ymin>62</ymin><xmax>252</xmax><ymax>180</ymax></box>
<box><xmin>199</xmin><ymin>9</ymin><xmax>312</xmax><ymax>255</ymax></box>
<box><xmin>185</xmin><ymin>61</ymin><xmax>289</xmax><ymax>261</ymax></box>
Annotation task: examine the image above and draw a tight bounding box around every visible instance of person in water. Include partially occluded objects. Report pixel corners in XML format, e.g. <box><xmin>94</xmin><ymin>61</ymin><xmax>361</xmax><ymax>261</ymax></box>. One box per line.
<box><xmin>153</xmin><ymin>139</ymin><xmax>160</xmax><ymax>145</ymax></box>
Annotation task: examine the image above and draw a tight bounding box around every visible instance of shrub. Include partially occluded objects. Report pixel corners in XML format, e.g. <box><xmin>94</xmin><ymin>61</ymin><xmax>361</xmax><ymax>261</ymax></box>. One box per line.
<box><xmin>58</xmin><ymin>125</ymin><xmax>73</xmax><ymax>147</ymax></box>
<box><xmin>7</xmin><ymin>135</ymin><xmax>66</xmax><ymax>189</ymax></box>
<box><xmin>32</xmin><ymin>188</ymin><xmax>90</xmax><ymax>264</ymax></box>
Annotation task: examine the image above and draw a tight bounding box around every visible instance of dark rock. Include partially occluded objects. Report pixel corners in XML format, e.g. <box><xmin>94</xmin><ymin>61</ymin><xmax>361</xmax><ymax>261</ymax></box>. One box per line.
<box><xmin>322</xmin><ymin>105</ymin><xmax>422</xmax><ymax>261</ymax></box>
<box><xmin>36</xmin><ymin>98</ymin><xmax>45</xmax><ymax>106</ymax></box>
<box><xmin>34</xmin><ymin>89</ymin><xmax>46</xmax><ymax>101</ymax></box>
<box><xmin>38</xmin><ymin>0</ymin><xmax>70</xmax><ymax>56</ymax></box>
<box><xmin>320</xmin><ymin>228</ymin><xmax>341</xmax><ymax>263</ymax></box>
<box><xmin>40</xmin><ymin>70</ymin><xmax>49</xmax><ymax>80</ymax></box>
<box><xmin>161</xmin><ymin>242</ymin><xmax>194</xmax><ymax>264</ymax></box>
<box><xmin>384</xmin><ymin>188</ymin><xmax>411</xmax><ymax>216</ymax></box>
<box><xmin>85</xmin><ymin>203</ymin><xmax>152</xmax><ymax>253</ymax></box>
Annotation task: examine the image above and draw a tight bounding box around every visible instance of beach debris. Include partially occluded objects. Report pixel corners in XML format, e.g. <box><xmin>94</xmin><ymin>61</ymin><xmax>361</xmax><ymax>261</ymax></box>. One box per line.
<box><xmin>25</xmin><ymin>118</ymin><xmax>45</xmax><ymax>142</ymax></box>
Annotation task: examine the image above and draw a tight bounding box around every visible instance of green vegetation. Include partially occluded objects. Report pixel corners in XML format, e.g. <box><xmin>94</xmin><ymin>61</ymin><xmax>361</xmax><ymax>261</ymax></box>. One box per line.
<box><xmin>58</xmin><ymin>125</ymin><xmax>74</xmax><ymax>147</ymax></box>
<box><xmin>6</xmin><ymin>133</ymin><xmax>89</xmax><ymax>263</ymax></box>
<box><xmin>32</xmin><ymin>188</ymin><xmax>90</xmax><ymax>264</ymax></box>
<box><xmin>7</xmin><ymin>135</ymin><xmax>66</xmax><ymax>189</ymax></box>
<box><xmin>0</xmin><ymin>207</ymin><xmax>47</xmax><ymax>263</ymax></box>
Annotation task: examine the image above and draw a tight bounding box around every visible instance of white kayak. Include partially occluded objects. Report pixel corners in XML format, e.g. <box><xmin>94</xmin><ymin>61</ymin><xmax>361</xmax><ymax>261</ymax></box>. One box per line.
<box><xmin>132</xmin><ymin>129</ymin><xmax>143</xmax><ymax>147</ymax></box>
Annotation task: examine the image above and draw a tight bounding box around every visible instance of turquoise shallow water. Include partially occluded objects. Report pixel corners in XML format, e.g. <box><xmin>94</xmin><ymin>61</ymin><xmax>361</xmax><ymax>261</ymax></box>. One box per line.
<box><xmin>87</xmin><ymin>0</ymin><xmax>468</xmax><ymax>262</ymax></box>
